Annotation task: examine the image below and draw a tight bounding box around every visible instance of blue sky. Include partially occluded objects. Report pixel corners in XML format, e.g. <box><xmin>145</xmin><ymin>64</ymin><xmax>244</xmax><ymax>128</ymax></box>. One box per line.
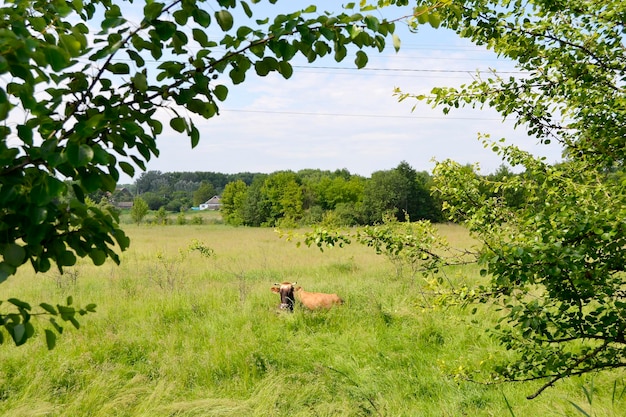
<box><xmin>119</xmin><ymin>2</ymin><xmax>564</xmax><ymax>183</ymax></box>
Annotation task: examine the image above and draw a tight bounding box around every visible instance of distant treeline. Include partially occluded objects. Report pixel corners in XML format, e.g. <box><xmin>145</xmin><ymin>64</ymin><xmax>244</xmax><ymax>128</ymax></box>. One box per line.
<box><xmin>104</xmin><ymin>171</ymin><xmax>259</xmax><ymax>213</ymax></box>
<box><xmin>219</xmin><ymin>162</ymin><xmax>444</xmax><ymax>227</ymax></box>
<box><xmin>102</xmin><ymin>161</ymin><xmax>528</xmax><ymax>227</ymax></box>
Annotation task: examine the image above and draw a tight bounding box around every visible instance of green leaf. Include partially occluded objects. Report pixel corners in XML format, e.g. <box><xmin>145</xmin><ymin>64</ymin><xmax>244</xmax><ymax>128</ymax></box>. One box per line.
<box><xmin>416</xmin><ymin>6</ymin><xmax>429</xmax><ymax>24</ymax></box>
<box><xmin>107</xmin><ymin>62</ymin><xmax>130</xmax><ymax>74</ymax></box>
<box><xmin>132</xmin><ymin>72</ymin><xmax>148</xmax><ymax>92</ymax></box>
<box><xmin>192</xmin><ymin>28</ymin><xmax>210</xmax><ymax>46</ymax></box>
<box><xmin>1</xmin><ymin>263</ymin><xmax>20</xmax><ymax>282</ymax></box>
<box><xmin>173</xmin><ymin>9</ymin><xmax>189</xmax><ymax>25</ymax></box>
<box><xmin>241</xmin><ymin>1</ymin><xmax>253</xmax><ymax>18</ymax></box>
<box><xmin>190</xmin><ymin>124</ymin><xmax>200</xmax><ymax>148</ymax></box>
<box><xmin>89</xmin><ymin>249</ymin><xmax>106</xmax><ymax>266</ymax></box>
<box><xmin>59</xmin><ymin>34</ymin><xmax>82</xmax><ymax>56</ymax></box>
<box><xmin>334</xmin><ymin>44</ymin><xmax>347</xmax><ymax>62</ymax></box>
<box><xmin>29</xmin><ymin>16</ymin><xmax>47</xmax><ymax>32</ymax></box>
<box><xmin>193</xmin><ymin>8</ymin><xmax>211</xmax><ymax>27</ymax></box>
<box><xmin>40</xmin><ymin>303</ymin><xmax>58</xmax><ymax>315</ymax></box>
<box><xmin>69</xmin><ymin>317</ymin><xmax>80</xmax><ymax>329</ymax></box>
<box><xmin>50</xmin><ymin>318</ymin><xmax>63</xmax><ymax>334</ymax></box>
<box><xmin>229</xmin><ymin>66</ymin><xmax>245</xmax><ymax>84</ymax></box>
<box><xmin>8</xmin><ymin>298</ymin><xmax>31</xmax><ymax>309</ymax></box>
<box><xmin>144</xmin><ymin>2</ymin><xmax>163</xmax><ymax>21</ymax></box>
<box><xmin>213</xmin><ymin>85</ymin><xmax>228</xmax><ymax>101</ymax></box>
<box><xmin>428</xmin><ymin>12</ymin><xmax>441</xmax><ymax>29</ymax></box>
<box><xmin>355</xmin><ymin>50</ymin><xmax>368</xmax><ymax>69</ymax></box>
<box><xmin>67</xmin><ymin>143</ymin><xmax>94</xmax><ymax>167</ymax></box>
<box><xmin>10</xmin><ymin>324</ymin><xmax>26</xmax><ymax>345</ymax></box>
<box><xmin>3</xmin><ymin>243</ymin><xmax>26</xmax><ymax>267</ymax></box>
<box><xmin>170</xmin><ymin>117</ymin><xmax>187</xmax><ymax>133</ymax></box>
<box><xmin>364</xmin><ymin>15</ymin><xmax>379</xmax><ymax>31</ymax></box>
<box><xmin>45</xmin><ymin>329</ymin><xmax>56</xmax><ymax>350</ymax></box>
<box><xmin>153</xmin><ymin>20</ymin><xmax>176</xmax><ymax>41</ymax></box>
<box><xmin>215</xmin><ymin>10</ymin><xmax>234</xmax><ymax>31</ymax></box>
<box><xmin>44</xmin><ymin>46</ymin><xmax>69</xmax><ymax>71</ymax></box>
<box><xmin>58</xmin><ymin>250</ymin><xmax>77</xmax><ymax>267</ymax></box>
<box><xmin>119</xmin><ymin>161</ymin><xmax>135</xmax><ymax>177</ymax></box>
<box><xmin>278</xmin><ymin>61</ymin><xmax>293</xmax><ymax>79</ymax></box>
<box><xmin>254</xmin><ymin>57</ymin><xmax>278</xmax><ymax>76</ymax></box>
<box><xmin>237</xmin><ymin>26</ymin><xmax>253</xmax><ymax>39</ymax></box>
<box><xmin>392</xmin><ymin>34</ymin><xmax>401</xmax><ymax>52</ymax></box>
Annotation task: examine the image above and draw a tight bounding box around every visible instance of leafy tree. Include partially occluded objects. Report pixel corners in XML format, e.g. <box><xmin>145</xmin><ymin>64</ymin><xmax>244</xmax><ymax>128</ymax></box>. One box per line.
<box><xmin>135</xmin><ymin>171</ymin><xmax>165</xmax><ymax>194</ymax></box>
<box><xmin>164</xmin><ymin>198</ymin><xmax>184</xmax><ymax>212</ymax></box>
<box><xmin>262</xmin><ymin>171</ymin><xmax>304</xmax><ymax>226</ymax></box>
<box><xmin>362</xmin><ymin>168</ymin><xmax>411</xmax><ymax>224</ymax></box>
<box><xmin>414</xmin><ymin>170</ymin><xmax>442</xmax><ymax>222</ymax></box>
<box><xmin>154</xmin><ymin>207</ymin><xmax>169</xmax><ymax>225</ymax></box>
<box><xmin>221</xmin><ymin>179</ymin><xmax>248</xmax><ymax>226</ymax></box>
<box><xmin>130</xmin><ymin>197</ymin><xmax>149</xmax><ymax>225</ymax></box>
<box><xmin>394</xmin><ymin>161</ymin><xmax>419</xmax><ymax>219</ymax></box>
<box><xmin>396</xmin><ymin>0</ymin><xmax>626</xmax><ymax>398</ymax></box>
<box><xmin>317</xmin><ymin>175</ymin><xmax>364</xmax><ymax>210</ymax></box>
<box><xmin>0</xmin><ymin>0</ymin><xmax>408</xmax><ymax>347</ymax></box>
<box><xmin>483</xmin><ymin>164</ymin><xmax>527</xmax><ymax>210</ymax></box>
<box><xmin>242</xmin><ymin>175</ymin><xmax>270</xmax><ymax>227</ymax></box>
<box><xmin>140</xmin><ymin>192</ymin><xmax>166</xmax><ymax>211</ymax></box>
<box><xmin>192</xmin><ymin>181</ymin><xmax>216</xmax><ymax>206</ymax></box>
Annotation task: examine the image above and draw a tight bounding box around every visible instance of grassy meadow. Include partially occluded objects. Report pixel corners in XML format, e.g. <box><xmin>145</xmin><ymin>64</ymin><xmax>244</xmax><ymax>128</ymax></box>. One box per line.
<box><xmin>1</xmin><ymin>214</ymin><xmax>625</xmax><ymax>416</ymax></box>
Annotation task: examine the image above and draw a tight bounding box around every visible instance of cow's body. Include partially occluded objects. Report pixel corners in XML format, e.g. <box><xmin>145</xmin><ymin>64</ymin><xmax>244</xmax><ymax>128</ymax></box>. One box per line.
<box><xmin>272</xmin><ymin>282</ymin><xmax>343</xmax><ymax>311</ymax></box>
<box><xmin>294</xmin><ymin>286</ymin><xmax>343</xmax><ymax>310</ymax></box>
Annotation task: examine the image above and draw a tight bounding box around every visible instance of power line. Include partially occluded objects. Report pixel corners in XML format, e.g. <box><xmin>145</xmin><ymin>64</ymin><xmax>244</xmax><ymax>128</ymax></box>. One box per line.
<box><xmin>102</xmin><ymin>56</ymin><xmax>522</xmax><ymax>76</ymax></box>
<box><xmin>292</xmin><ymin>65</ymin><xmax>526</xmax><ymax>74</ymax></box>
<box><xmin>222</xmin><ymin>108</ymin><xmax>504</xmax><ymax>121</ymax></box>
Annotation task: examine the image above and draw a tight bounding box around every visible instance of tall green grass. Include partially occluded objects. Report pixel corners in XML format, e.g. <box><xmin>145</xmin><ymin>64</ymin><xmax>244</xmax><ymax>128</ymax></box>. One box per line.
<box><xmin>1</xmin><ymin>224</ymin><xmax>624</xmax><ymax>416</ymax></box>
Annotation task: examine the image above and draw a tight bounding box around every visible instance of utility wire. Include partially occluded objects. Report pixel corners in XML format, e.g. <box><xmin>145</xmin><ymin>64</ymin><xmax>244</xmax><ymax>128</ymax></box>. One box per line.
<box><xmin>292</xmin><ymin>65</ymin><xmax>526</xmax><ymax>74</ymax></box>
<box><xmin>222</xmin><ymin>108</ymin><xmax>505</xmax><ymax>121</ymax></box>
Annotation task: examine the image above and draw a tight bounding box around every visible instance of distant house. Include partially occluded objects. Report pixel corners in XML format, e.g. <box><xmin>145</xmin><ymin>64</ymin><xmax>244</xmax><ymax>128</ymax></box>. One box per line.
<box><xmin>114</xmin><ymin>187</ymin><xmax>134</xmax><ymax>200</ymax></box>
<box><xmin>112</xmin><ymin>187</ymin><xmax>134</xmax><ymax>209</ymax></box>
<box><xmin>199</xmin><ymin>196</ymin><xmax>221</xmax><ymax>210</ymax></box>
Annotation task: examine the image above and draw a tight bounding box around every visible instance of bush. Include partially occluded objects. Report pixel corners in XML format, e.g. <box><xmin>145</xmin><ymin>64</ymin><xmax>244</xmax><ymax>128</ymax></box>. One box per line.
<box><xmin>154</xmin><ymin>207</ymin><xmax>169</xmax><ymax>225</ymax></box>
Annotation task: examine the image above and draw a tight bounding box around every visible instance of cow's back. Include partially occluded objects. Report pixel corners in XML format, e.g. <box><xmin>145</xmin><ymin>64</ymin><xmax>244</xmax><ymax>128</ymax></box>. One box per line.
<box><xmin>295</xmin><ymin>287</ymin><xmax>343</xmax><ymax>309</ymax></box>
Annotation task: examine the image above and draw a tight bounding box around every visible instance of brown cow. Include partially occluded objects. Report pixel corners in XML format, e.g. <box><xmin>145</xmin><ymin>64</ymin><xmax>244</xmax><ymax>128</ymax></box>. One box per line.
<box><xmin>294</xmin><ymin>286</ymin><xmax>343</xmax><ymax>310</ymax></box>
<box><xmin>271</xmin><ymin>281</ymin><xmax>297</xmax><ymax>311</ymax></box>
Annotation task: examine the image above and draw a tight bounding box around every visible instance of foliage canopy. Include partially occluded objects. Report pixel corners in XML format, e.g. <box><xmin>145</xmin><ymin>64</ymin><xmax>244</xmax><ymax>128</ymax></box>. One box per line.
<box><xmin>0</xmin><ymin>0</ymin><xmax>416</xmax><ymax>347</ymax></box>
<box><xmin>403</xmin><ymin>0</ymin><xmax>626</xmax><ymax>398</ymax></box>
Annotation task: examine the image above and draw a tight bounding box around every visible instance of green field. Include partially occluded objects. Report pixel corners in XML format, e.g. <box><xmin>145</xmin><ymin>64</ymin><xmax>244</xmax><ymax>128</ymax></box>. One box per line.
<box><xmin>1</xmin><ymin>222</ymin><xmax>624</xmax><ymax>416</ymax></box>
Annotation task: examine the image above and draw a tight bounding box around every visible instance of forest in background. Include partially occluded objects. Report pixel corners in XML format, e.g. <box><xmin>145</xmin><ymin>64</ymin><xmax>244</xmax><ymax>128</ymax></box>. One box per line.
<box><xmin>96</xmin><ymin>161</ymin><xmax>529</xmax><ymax>228</ymax></box>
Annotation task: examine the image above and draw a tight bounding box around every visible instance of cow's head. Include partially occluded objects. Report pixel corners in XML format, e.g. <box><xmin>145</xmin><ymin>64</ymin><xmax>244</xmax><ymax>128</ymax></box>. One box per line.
<box><xmin>271</xmin><ymin>281</ymin><xmax>297</xmax><ymax>311</ymax></box>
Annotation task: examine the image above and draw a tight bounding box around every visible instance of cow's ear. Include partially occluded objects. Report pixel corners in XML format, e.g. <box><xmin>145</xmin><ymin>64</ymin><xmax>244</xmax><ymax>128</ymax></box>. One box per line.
<box><xmin>271</xmin><ymin>287</ymin><xmax>279</xmax><ymax>293</ymax></box>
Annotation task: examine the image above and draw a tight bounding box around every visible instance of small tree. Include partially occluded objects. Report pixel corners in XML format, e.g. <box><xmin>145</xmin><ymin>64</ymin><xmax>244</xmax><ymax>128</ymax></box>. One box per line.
<box><xmin>397</xmin><ymin>0</ymin><xmax>626</xmax><ymax>398</ymax></box>
<box><xmin>130</xmin><ymin>197</ymin><xmax>149</xmax><ymax>225</ymax></box>
<box><xmin>221</xmin><ymin>180</ymin><xmax>248</xmax><ymax>226</ymax></box>
<box><xmin>193</xmin><ymin>181</ymin><xmax>216</xmax><ymax>206</ymax></box>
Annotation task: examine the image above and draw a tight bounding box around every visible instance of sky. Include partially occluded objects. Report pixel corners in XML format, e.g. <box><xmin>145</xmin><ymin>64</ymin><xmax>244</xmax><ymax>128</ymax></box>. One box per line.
<box><xmin>118</xmin><ymin>2</ymin><xmax>564</xmax><ymax>183</ymax></box>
